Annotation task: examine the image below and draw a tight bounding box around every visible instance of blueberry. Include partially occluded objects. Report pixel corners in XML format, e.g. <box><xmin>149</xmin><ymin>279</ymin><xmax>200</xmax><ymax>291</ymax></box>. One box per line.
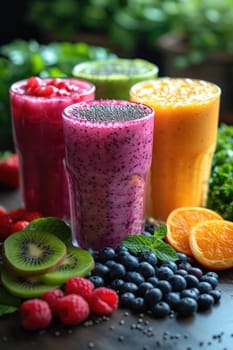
<box><xmin>176</xmin><ymin>269</ymin><xmax>188</xmax><ymax>277</ymax></box>
<box><xmin>209</xmin><ymin>289</ymin><xmax>222</xmax><ymax>304</ymax></box>
<box><xmin>120</xmin><ymin>292</ymin><xmax>135</xmax><ymax>308</ymax></box>
<box><xmin>92</xmin><ymin>262</ymin><xmax>109</xmax><ymax>278</ymax></box>
<box><xmin>200</xmin><ymin>275</ymin><xmax>218</xmax><ymax>288</ymax></box>
<box><xmin>108</xmin><ymin>263</ymin><xmax>126</xmax><ymax>280</ymax></box>
<box><xmin>138</xmin><ymin>251</ymin><xmax>158</xmax><ymax>267</ymax></box>
<box><xmin>168</xmin><ymin>275</ymin><xmax>187</xmax><ymax>292</ymax></box>
<box><xmin>178</xmin><ymin>261</ymin><xmax>192</xmax><ymax>271</ymax></box>
<box><xmin>157</xmin><ymin>266</ymin><xmax>174</xmax><ymax>280</ymax></box>
<box><xmin>177</xmin><ymin>252</ymin><xmax>190</xmax><ymax>262</ymax></box>
<box><xmin>131</xmin><ymin>297</ymin><xmax>147</xmax><ymax>312</ymax></box>
<box><xmin>115</xmin><ymin>246</ymin><xmax>129</xmax><ymax>254</ymax></box>
<box><xmin>137</xmin><ymin>282</ymin><xmax>154</xmax><ymax>297</ymax></box>
<box><xmin>144</xmin><ymin>223</ymin><xmax>157</xmax><ymax>234</ymax></box>
<box><xmin>205</xmin><ymin>271</ymin><xmax>219</xmax><ymax>280</ymax></box>
<box><xmin>185</xmin><ymin>274</ymin><xmax>199</xmax><ymax>288</ymax></box>
<box><xmin>187</xmin><ymin>267</ymin><xmax>203</xmax><ymax>279</ymax></box>
<box><xmin>117</xmin><ymin>253</ymin><xmax>139</xmax><ymax>271</ymax></box>
<box><xmin>88</xmin><ymin>275</ymin><xmax>104</xmax><ymax>288</ymax></box>
<box><xmin>164</xmin><ymin>292</ymin><xmax>181</xmax><ymax>310</ymax></box>
<box><xmin>198</xmin><ymin>281</ymin><xmax>213</xmax><ymax>294</ymax></box>
<box><xmin>137</xmin><ymin>262</ymin><xmax>156</xmax><ymax>278</ymax></box>
<box><xmin>177</xmin><ymin>297</ymin><xmax>198</xmax><ymax>316</ymax></box>
<box><xmin>180</xmin><ymin>288</ymin><xmax>199</xmax><ymax>300</ymax></box>
<box><xmin>160</xmin><ymin>261</ymin><xmax>177</xmax><ymax>272</ymax></box>
<box><xmin>125</xmin><ymin>271</ymin><xmax>145</xmax><ymax>285</ymax></box>
<box><xmin>105</xmin><ymin>260</ymin><xmax>117</xmax><ymax>268</ymax></box>
<box><xmin>142</xmin><ymin>230</ymin><xmax>152</xmax><ymax>237</ymax></box>
<box><xmin>144</xmin><ymin>288</ymin><xmax>163</xmax><ymax>307</ymax></box>
<box><xmin>151</xmin><ymin>301</ymin><xmax>171</xmax><ymax>318</ymax></box>
<box><xmin>120</xmin><ymin>282</ymin><xmax>138</xmax><ymax>294</ymax></box>
<box><xmin>198</xmin><ymin>293</ymin><xmax>215</xmax><ymax>311</ymax></box>
<box><xmin>109</xmin><ymin>278</ymin><xmax>125</xmax><ymax>292</ymax></box>
<box><xmin>147</xmin><ymin>276</ymin><xmax>159</xmax><ymax>286</ymax></box>
<box><xmin>155</xmin><ymin>280</ymin><xmax>172</xmax><ymax>295</ymax></box>
<box><xmin>98</xmin><ymin>247</ymin><xmax>116</xmax><ymax>262</ymax></box>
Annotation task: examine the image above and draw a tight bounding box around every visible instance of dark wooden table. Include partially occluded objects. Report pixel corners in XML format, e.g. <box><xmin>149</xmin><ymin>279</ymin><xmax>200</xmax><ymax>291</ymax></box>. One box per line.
<box><xmin>0</xmin><ymin>189</ymin><xmax>233</xmax><ymax>350</ymax></box>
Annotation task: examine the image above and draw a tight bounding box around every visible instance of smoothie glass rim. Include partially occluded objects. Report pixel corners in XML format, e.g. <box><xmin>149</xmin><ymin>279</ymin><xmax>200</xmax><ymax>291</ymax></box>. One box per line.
<box><xmin>9</xmin><ymin>77</ymin><xmax>96</xmax><ymax>100</ymax></box>
<box><xmin>62</xmin><ymin>99</ymin><xmax>155</xmax><ymax>125</ymax></box>
<box><xmin>72</xmin><ymin>59</ymin><xmax>159</xmax><ymax>81</ymax></box>
<box><xmin>130</xmin><ymin>77</ymin><xmax>221</xmax><ymax>106</ymax></box>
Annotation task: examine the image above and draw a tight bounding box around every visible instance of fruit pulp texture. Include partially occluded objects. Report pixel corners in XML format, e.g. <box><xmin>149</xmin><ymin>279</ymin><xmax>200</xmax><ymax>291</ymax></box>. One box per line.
<box><xmin>130</xmin><ymin>78</ymin><xmax>221</xmax><ymax>221</ymax></box>
<box><xmin>10</xmin><ymin>78</ymin><xmax>95</xmax><ymax>219</ymax></box>
<box><xmin>73</xmin><ymin>59</ymin><xmax>158</xmax><ymax>100</ymax></box>
<box><xmin>63</xmin><ymin>100</ymin><xmax>154</xmax><ymax>250</ymax></box>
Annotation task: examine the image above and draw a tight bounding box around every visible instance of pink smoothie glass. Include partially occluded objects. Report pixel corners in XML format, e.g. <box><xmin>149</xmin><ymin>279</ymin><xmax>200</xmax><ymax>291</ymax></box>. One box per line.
<box><xmin>62</xmin><ymin>100</ymin><xmax>155</xmax><ymax>249</ymax></box>
<box><xmin>9</xmin><ymin>77</ymin><xmax>95</xmax><ymax>220</ymax></box>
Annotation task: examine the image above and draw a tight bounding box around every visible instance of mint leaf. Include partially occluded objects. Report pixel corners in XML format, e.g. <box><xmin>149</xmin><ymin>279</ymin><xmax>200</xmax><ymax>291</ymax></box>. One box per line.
<box><xmin>0</xmin><ymin>305</ymin><xmax>18</xmax><ymax>316</ymax></box>
<box><xmin>122</xmin><ymin>235</ymin><xmax>154</xmax><ymax>253</ymax></box>
<box><xmin>153</xmin><ymin>225</ymin><xmax>167</xmax><ymax>239</ymax></box>
<box><xmin>152</xmin><ymin>239</ymin><xmax>178</xmax><ymax>262</ymax></box>
<box><xmin>24</xmin><ymin>217</ymin><xmax>71</xmax><ymax>244</ymax></box>
<box><xmin>122</xmin><ymin>227</ymin><xmax>178</xmax><ymax>263</ymax></box>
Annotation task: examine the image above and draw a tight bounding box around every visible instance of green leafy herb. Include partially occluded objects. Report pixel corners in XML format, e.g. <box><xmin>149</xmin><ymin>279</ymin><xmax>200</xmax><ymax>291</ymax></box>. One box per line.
<box><xmin>122</xmin><ymin>225</ymin><xmax>178</xmax><ymax>262</ymax></box>
<box><xmin>0</xmin><ymin>287</ymin><xmax>21</xmax><ymax>316</ymax></box>
<box><xmin>207</xmin><ymin>123</ymin><xmax>233</xmax><ymax>220</ymax></box>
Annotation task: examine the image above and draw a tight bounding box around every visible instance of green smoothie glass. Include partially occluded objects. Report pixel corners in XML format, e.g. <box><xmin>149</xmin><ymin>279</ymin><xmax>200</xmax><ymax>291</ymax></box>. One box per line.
<box><xmin>72</xmin><ymin>58</ymin><xmax>158</xmax><ymax>99</ymax></box>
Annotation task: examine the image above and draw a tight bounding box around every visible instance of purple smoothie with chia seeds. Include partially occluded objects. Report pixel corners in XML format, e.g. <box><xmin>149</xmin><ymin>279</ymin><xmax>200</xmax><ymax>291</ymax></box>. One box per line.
<box><xmin>62</xmin><ymin>100</ymin><xmax>154</xmax><ymax>249</ymax></box>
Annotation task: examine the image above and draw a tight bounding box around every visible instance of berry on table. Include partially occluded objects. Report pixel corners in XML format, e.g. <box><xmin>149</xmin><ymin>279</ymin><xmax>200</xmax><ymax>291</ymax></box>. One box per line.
<box><xmin>20</xmin><ymin>299</ymin><xmax>52</xmax><ymax>331</ymax></box>
<box><xmin>42</xmin><ymin>289</ymin><xmax>64</xmax><ymax>316</ymax></box>
<box><xmin>64</xmin><ymin>276</ymin><xmax>95</xmax><ymax>302</ymax></box>
<box><xmin>90</xmin><ymin>287</ymin><xmax>119</xmax><ymax>315</ymax></box>
<box><xmin>57</xmin><ymin>294</ymin><xmax>90</xmax><ymax>325</ymax></box>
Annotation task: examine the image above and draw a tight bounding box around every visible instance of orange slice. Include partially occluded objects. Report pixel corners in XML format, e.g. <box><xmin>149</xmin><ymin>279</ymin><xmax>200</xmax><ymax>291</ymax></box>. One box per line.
<box><xmin>189</xmin><ymin>220</ymin><xmax>233</xmax><ymax>270</ymax></box>
<box><xmin>166</xmin><ymin>207</ymin><xmax>223</xmax><ymax>256</ymax></box>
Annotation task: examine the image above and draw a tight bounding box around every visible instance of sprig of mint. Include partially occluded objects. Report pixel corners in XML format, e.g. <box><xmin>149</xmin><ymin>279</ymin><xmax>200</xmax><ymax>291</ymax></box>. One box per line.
<box><xmin>122</xmin><ymin>225</ymin><xmax>178</xmax><ymax>262</ymax></box>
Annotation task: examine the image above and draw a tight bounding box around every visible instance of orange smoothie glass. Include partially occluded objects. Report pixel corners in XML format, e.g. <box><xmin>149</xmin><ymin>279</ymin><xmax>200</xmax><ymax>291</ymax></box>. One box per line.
<box><xmin>130</xmin><ymin>78</ymin><xmax>221</xmax><ymax>221</ymax></box>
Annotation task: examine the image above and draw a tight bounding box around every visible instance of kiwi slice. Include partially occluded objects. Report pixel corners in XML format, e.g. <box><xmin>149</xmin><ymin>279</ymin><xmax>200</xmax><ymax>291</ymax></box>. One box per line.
<box><xmin>40</xmin><ymin>247</ymin><xmax>95</xmax><ymax>285</ymax></box>
<box><xmin>2</xmin><ymin>230</ymin><xmax>66</xmax><ymax>276</ymax></box>
<box><xmin>1</xmin><ymin>268</ymin><xmax>61</xmax><ymax>299</ymax></box>
<box><xmin>24</xmin><ymin>216</ymin><xmax>71</xmax><ymax>245</ymax></box>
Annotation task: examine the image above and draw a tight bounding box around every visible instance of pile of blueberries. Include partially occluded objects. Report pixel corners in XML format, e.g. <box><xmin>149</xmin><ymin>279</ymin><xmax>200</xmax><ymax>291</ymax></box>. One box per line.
<box><xmin>87</xmin><ymin>224</ymin><xmax>222</xmax><ymax>318</ymax></box>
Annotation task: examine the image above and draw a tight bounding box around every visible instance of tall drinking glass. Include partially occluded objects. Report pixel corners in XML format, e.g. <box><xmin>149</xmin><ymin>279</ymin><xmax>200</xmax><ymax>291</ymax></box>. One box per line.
<box><xmin>62</xmin><ymin>100</ymin><xmax>154</xmax><ymax>249</ymax></box>
<box><xmin>9</xmin><ymin>77</ymin><xmax>95</xmax><ymax>219</ymax></box>
<box><xmin>130</xmin><ymin>78</ymin><xmax>221</xmax><ymax>221</ymax></box>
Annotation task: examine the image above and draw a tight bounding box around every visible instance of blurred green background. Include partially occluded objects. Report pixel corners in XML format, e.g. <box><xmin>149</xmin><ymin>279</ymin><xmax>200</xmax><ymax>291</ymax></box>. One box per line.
<box><xmin>0</xmin><ymin>0</ymin><xmax>233</xmax><ymax>150</ymax></box>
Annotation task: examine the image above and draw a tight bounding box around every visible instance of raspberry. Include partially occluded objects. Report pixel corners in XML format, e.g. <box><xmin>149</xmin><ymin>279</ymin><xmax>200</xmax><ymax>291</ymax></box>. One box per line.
<box><xmin>90</xmin><ymin>287</ymin><xmax>119</xmax><ymax>315</ymax></box>
<box><xmin>0</xmin><ymin>206</ymin><xmax>7</xmax><ymax>216</ymax></box>
<box><xmin>20</xmin><ymin>299</ymin><xmax>52</xmax><ymax>331</ymax></box>
<box><xmin>0</xmin><ymin>214</ymin><xmax>13</xmax><ymax>241</ymax></box>
<box><xmin>65</xmin><ymin>276</ymin><xmax>95</xmax><ymax>302</ymax></box>
<box><xmin>42</xmin><ymin>289</ymin><xmax>64</xmax><ymax>316</ymax></box>
<box><xmin>56</xmin><ymin>294</ymin><xmax>90</xmax><ymax>326</ymax></box>
<box><xmin>11</xmin><ymin>220</ymin><xmax>29</xmax><ymax>232</ymax></box>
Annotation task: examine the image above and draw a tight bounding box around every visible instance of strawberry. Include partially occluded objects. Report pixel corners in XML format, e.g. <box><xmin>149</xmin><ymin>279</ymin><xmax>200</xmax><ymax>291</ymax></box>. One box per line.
<box><xmin>0</xmin><ymin>152</ymin><xmax>19</xmax><ymax>188</ymax></box>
